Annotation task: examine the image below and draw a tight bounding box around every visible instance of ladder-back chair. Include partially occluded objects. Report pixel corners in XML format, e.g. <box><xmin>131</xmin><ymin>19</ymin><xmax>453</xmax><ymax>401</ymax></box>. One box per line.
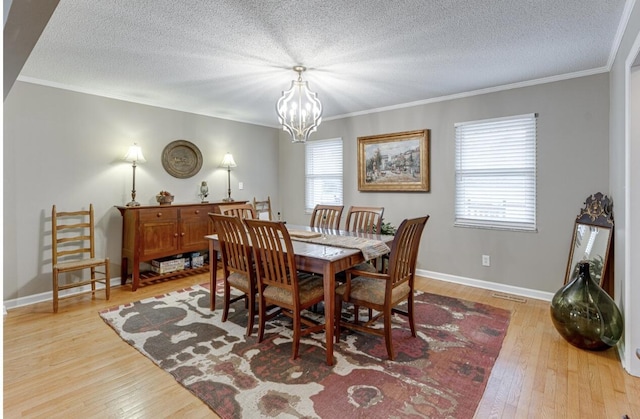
<box><xmin>253</xmin><ymin>196</ymin><xmax>273</xmax><ymax>220</ymax></box>
<box><xmin>51</xmin><ymin>204</ymin><xmax>110</xmax><ymax>313</ymax></box>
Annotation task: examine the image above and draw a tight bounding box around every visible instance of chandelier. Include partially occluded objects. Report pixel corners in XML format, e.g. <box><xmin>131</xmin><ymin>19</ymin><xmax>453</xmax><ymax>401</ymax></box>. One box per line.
<box><xmin>276</xmin><ymin>66</ymin><xmax>323</xmax><ymax>143</ymax></box>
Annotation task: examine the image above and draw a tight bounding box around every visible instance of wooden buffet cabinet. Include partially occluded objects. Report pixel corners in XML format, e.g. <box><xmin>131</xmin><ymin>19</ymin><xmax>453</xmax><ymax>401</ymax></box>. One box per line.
<box><xmin>116</xmin><ymin>202</ymin><xmax>242</xmax><ymax>290</ymax></box>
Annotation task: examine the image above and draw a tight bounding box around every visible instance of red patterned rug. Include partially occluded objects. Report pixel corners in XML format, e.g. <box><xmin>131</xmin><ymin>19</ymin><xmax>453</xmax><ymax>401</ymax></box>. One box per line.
<box><xmin>100</xmin><ymin>284</ymin><xmax>510</xmax><ymax>418</ymax></box>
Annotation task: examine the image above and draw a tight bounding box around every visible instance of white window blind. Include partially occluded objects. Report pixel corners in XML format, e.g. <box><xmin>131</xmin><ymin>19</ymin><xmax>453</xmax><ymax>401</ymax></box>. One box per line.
<box><xmin>455</xmin><ymin>113</ymin><xmax>537</xmax><ymax>231</ymax></box>
<box><xmin>305</xmin><ymin>138</ymin><xmax>343</xmax><ymax>212</ymax></box>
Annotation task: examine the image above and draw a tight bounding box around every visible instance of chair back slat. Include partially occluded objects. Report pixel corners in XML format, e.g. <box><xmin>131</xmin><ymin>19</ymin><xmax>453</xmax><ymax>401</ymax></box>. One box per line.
<box><xmin>220</xmin><ymin>203</ymin><xmax>256</xmax><ymax>220</ymax></box>
<box><xmin>310</xmin><ymin>204</ymin><xmax>344</xmax><ymax>230</ymax></box>
<box><xmin>345</xmin><ymin>206</ymin><xmax>384</xmax><ymax>233</ymax></box>
<box><xmin>387</xmin><ymin>216</ymin><xmax>429</xmax><ymax>289</ymax></box>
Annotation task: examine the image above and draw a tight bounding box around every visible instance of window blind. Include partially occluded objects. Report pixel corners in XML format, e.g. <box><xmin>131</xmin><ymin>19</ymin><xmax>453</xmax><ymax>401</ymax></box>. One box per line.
<box><xmin>305</xmin><ymin>138</ymin><xmax>343</xmax><ymax>212</ymax></box>
<box><xmin>455</xmin><ymin>114</ymin><xmax>537</xmax><ymax>231</ymax></box>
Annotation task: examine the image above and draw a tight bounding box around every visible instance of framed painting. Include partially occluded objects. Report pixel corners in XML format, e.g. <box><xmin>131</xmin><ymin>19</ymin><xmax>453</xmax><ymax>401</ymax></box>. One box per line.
<box><xmin>357</xmin><ymin>129</ymin><xmax>430</xmax><ymax>192</ymax></box>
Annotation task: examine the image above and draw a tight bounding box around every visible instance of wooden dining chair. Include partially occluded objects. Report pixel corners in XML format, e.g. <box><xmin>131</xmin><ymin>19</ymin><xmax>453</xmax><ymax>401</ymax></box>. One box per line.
<box><xmin>335</xmin><ymin>215</ymin><xmax>429</xmax><ymax>360</ymax></box>
<box><xmin>253</xmin><ymin>196</ymin><xmax>273</xmax><ymax>220</ymax></box>
<box><xmin>344</xmin><ymin>206</ymin><xmax>384</xmax><ymax>233</ymax></box>
<box><xmin>209</xmin><ymin>213</ymin><xmax>258</xmax><ymax>336</ymax></box>
<box><xmin>220</xmin><ymin>203</ymin><xmax>256</xmax><ymax>219</ymax></box>
<box><xmin>310</xmin><ymin>204</ymin><xmax>344</xmax><ymax>230</ymax></box>
<box><xmin>244</xmin><ymin>219</ymin><xmax>326</xmax><ymax>360</ymax></box>
<box><xmin>51</xmin><ymin>204</ymin><xmax>110</xmax><ymax>313</ymax></box>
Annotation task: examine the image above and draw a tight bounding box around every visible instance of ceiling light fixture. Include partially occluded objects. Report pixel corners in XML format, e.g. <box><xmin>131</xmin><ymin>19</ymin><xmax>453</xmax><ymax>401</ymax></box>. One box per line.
<box><xmin>276</xmin><ymin>65</ymin><xmax>323</xmax><ymax>143</ymax></box>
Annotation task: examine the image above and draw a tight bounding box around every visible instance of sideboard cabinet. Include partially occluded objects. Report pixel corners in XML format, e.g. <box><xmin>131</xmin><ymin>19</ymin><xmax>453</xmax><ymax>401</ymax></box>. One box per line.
<box><xmin>116</xmin><ymin>202</ymin><xmax>240</xmax><ymax>290</ymax></box>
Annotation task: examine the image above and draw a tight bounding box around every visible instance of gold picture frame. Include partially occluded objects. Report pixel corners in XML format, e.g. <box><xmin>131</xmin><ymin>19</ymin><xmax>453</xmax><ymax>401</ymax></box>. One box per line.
<box><xmin>357</xmin><ymin>129</ymin><xmax>430</xmax><ymax>192</ymax></box>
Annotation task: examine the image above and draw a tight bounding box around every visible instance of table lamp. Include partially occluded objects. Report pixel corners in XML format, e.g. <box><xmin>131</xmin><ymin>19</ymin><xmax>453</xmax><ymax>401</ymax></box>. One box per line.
<box><xmin>220</xmin><ymin>153</ymin><xmax>237</xmax><ymax>202</ymax></box>
<box><xmin>123</xmin><ymin>143</ymin><xmax>146</xmax><ymax>206</ymax></box>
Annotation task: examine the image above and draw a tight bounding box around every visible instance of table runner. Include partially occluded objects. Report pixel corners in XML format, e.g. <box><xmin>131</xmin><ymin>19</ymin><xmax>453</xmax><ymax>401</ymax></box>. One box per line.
<box><xmin>288</xmin><ymin>230</ymin><xmax>391</xmax><ymax>260</ymax></box>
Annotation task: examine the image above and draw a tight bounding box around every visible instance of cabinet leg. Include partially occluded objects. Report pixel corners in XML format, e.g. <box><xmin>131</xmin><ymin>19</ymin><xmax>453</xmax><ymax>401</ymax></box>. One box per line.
<box><xmin>121</xmin><ymin>258</ymin><xmax>129</xmax><ymax>286</ymax></box>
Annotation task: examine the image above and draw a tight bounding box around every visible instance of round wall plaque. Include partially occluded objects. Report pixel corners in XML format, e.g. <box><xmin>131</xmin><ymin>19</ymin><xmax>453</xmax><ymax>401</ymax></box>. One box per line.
<box><xmin>161</xmin><ymin>140</ymin><xmax>203</xmax><ymax>179</ymax></box>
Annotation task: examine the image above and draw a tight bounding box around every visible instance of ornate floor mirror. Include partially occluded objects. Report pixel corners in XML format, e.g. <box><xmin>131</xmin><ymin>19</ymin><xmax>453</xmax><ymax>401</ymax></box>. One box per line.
<box><xmin>564</xmin><ymin>192</ymin><xmax>614</xmax><ymax>296</ymax></box>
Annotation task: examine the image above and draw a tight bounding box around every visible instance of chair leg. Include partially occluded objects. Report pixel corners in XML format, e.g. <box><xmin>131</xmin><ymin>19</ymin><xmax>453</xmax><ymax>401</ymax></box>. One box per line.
<box><xmin>105</xmin><ymin>261</ymin><xmax>111</xmax><ymax>301</ymax></box>
<box><xmin>408</xmin><ymin>293</ymin><xmax>416</xmax><ymax>337</ymax></box>
<box><xmin>335</xmin><ymin>297</ymin><xmax>343</xmax><ymax>343</ymax></box>
<box><xmin>257</xmin><ymin>296</ymin><xmax>266</xmax><ymax>343</ymax></box>
<box><xmin>222</xmin><ymin>282</ymin><xmax>231</xmax><ymax>322</ymax></box>
<box><xmin>292</xmin><ymin>311</ymin><xmax>301</xmax><ymax>360</ymax></box>
<box><xmin>246</xmin><ymin>293</ymin><xmax>255</xmax><ymax>337</ymax></box>
<box><xmin>384</xmin><ymin>309</ymin><xmax>394</xmax><ymax>360</ymax></box>
<box><xmin>53</xmin><ymin>269</ymin><xmax>59</xmax><ymax>313</ymax></box>
<box><xmin>91</xmin><ymin>267</ymin><xmax>97</xmax><ymax>297</ymax></box>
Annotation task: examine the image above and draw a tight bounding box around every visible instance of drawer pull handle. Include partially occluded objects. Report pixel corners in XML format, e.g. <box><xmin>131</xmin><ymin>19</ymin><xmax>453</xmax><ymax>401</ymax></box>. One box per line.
<box><xmin>195</xmin><ymin>210</ymin><xmax>200</xmax><ymax>214</ymax></box>
<box><xmin>157</xmin><ymin>212</ymin><xmax>162</xmax><ymax>217</ymax></box>
<box><xmin>174</xmin><ymin>233</ymin><xmax>178</xmax><ymax>237</ymax></box>
<box><xmin>181</xmin><ymin>233</ymin><xmax>185</xmax><ymax>236</ymax></box>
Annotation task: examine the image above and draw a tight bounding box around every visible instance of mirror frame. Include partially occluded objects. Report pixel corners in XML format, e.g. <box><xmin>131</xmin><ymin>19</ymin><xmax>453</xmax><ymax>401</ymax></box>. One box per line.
<box><xmin>564</xmin><ymin>192</ymin><xmax>614</xmax><ymax>290</ymax></box>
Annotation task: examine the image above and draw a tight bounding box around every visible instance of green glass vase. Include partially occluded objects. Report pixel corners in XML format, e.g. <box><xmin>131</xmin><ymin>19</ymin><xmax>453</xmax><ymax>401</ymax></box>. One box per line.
<box><xmin>550</xmin><ymin>261</ymin><xmax>623</xmax><ymax>350</ymax></box>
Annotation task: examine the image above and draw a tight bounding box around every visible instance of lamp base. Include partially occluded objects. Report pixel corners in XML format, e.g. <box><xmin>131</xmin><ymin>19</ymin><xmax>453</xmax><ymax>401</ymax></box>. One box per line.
<box><xmin>222</xmin><ymin>198</ymin><xmax>235</xmax><ymax>202</ymax></box>
<box><xmin>126</xmin><ymin>201</ymin><xmax>141</xmax><ymax>207</ymax></box>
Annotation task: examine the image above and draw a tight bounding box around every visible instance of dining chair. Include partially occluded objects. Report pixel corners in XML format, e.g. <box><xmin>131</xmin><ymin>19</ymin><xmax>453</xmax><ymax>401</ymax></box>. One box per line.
<box><xmin>219</xmin><ymin>203</ymin><xmax>256</xmax><ymax>219</ymax></box>
<box><xmin>310</xmin><ymin>204</ymin><xmax>344</xmax><ymax>230</ymax></box>
<box><xmin>51</xmin><ymin>204</ymin><xmax>110</xmax><ymax>313</ymax></box>
<box><xmin>344</xmin><ymin>206</ymin><xmax>384</xmax><ymax>233</ymax></box>
<box><xmin>253</xmin><ymin>196</ymin><xmax>273</xmax><ymax>220</ymax></box>
<box><xmin>343</xmin><ymin>205</ymin><xmax>386</xmax><ymax>318</ymax></box>
<box><xmin>244</xmin><ymin>218</ymin><xmax>326</xmax><ymax>360</ymax></box>
<box><xmin>209</xmin><ymin>213</ymin><xmax>257</xmax><ymax>336</ymax></box>
<box><xmin>335</xmin><ymin>215</ymin><xmax>429</xmax><ymax>360</ymax></box>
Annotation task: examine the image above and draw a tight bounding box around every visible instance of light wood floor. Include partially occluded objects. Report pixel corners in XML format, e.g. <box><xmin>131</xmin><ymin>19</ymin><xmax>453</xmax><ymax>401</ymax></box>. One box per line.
<box><xmin>4</xmin><ymin>273</ymin><xmax>639</xmax><ymax>418</ymax></box>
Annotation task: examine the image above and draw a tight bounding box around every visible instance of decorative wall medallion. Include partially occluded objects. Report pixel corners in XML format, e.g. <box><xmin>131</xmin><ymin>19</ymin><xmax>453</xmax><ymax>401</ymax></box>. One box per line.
<box><xmin>161</xmin><ymin>140</ymin><xmax>203</xmax><ymax>178</ymax></box>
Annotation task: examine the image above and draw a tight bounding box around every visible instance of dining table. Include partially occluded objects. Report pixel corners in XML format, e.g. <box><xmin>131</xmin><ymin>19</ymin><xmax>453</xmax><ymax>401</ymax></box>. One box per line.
<box><xmin>206</xmin><ymin>223</ymin><xmax>394</xmax><ymax>366</ymax></box>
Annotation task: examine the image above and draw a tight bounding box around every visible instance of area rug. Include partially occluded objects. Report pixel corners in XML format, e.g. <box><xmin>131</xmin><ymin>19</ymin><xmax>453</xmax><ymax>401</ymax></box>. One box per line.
<box><xmin>99</xmin><ymin>284</ymin><xmax>510</xmax><ymax>418</ymax></box>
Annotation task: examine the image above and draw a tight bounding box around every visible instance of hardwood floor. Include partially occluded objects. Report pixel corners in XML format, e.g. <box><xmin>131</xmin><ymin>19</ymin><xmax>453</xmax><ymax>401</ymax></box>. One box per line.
<box><xmin>4</xmin><ymin>273</ymin><xmax>639</xmax><ymax>418</ymax></box>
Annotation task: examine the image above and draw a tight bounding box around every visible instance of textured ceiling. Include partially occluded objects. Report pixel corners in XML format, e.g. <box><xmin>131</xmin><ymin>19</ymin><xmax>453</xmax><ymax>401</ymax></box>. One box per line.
<box><xmin>18</xmin><ymin>0</ymin><xmax>627</xmax><ymax>128</ymax></box>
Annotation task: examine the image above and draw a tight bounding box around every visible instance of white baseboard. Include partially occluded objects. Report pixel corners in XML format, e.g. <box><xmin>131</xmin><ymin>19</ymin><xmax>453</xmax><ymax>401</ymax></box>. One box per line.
<box><xmin>3</xmin><ymin>277</ymin><xmax>122</xmax><ymax>311</ymax></box>
<box><xmin>416</xmin><ymin>268</ymin><xmax>554</xmax><ymax>302</ymax></box>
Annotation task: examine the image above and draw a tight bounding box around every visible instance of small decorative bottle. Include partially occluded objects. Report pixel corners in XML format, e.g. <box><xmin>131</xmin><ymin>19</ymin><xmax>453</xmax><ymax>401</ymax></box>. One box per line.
<box><xmin>550</xmin><ymin>260</ymin><xmax>623</xmax><ymax>350</ymax></box>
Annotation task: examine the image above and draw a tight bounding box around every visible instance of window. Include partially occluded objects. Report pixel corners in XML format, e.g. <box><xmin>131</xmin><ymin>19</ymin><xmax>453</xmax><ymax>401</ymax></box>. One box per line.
<box><xmin>455</xmin><ymin>113</ymin><xmax>537</xmax><ymax>231</ymax></box>
<box><xmin>305</xmin><ymin>138</ymin><xmax>343</xmax><ymax>212</ymax></box>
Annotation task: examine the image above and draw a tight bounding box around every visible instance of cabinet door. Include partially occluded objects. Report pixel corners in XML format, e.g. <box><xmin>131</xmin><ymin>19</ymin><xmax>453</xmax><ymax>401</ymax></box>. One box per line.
<box><xmin>179</xmin><ymin>207</ymin><xmax>212</xmax><ymax>251</ymax></box>
<box><xmin>139</xmin><ymin>208</ymin><xmax>179</xmax><ymax>258</ymax></box>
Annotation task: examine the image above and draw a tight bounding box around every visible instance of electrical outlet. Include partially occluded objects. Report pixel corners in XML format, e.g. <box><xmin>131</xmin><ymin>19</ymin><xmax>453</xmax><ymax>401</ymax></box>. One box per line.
<box><xmin>482</xmin><ymin>255</ymin><xmax>491</xmax><ymax>266</ymax></box>
<box><xmin>238</xmin><ymin>182</ymin><xmax>244</xmax><ymax>190</ymax></box>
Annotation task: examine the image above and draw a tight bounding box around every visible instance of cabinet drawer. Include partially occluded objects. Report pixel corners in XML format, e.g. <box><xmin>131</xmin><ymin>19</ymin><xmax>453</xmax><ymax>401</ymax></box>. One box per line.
<box><xmin>139</xmin><ymin>208</ymin><xmax>178</xmax><ymax>222</ymax></box>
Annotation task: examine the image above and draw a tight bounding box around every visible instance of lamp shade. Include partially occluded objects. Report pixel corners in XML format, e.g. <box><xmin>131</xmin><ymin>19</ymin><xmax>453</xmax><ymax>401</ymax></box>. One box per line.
<box><xmin>220</xmin><ymin>153</ymin><xmax>237</xmax><ymax>168</ymax></box>
<box><xmin>123</xmin><ymin>143</ymin><xmax>146</xmax><ymax>163</ymax></box>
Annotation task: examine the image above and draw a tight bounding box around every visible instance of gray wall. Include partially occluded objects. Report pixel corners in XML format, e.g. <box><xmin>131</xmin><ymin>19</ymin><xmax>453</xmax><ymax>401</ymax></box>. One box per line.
<box><xmin>2</xmin><ymin>73</ymin><xmax>612</xmax><ymax>303</ymax></box>
<box><xmin>3</xmin><ymin>81</ymin><xmax>280</xmax><ymax>301</ymax></box>
<box><xmin>280</xmin><ymin>74</ymin><xmax>610</xmax><ymax>294</ymax></box>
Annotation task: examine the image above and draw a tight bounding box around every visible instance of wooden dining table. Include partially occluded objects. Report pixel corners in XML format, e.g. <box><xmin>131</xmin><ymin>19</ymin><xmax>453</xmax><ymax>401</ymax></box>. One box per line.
<box><xmin>206</xmin><ymin>224</ymin><xmax>394</xmax><ymax>366</ymax></box>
